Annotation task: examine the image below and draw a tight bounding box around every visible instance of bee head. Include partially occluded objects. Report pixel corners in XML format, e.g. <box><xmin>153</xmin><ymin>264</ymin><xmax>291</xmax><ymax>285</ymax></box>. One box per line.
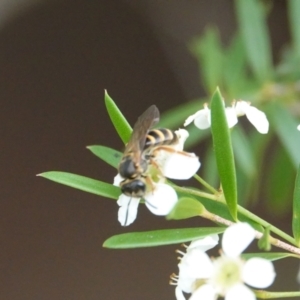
<box><xmin>120</xmin><ymin>179</ymin><xmax>146</xmax><ymax>198</ymax></box>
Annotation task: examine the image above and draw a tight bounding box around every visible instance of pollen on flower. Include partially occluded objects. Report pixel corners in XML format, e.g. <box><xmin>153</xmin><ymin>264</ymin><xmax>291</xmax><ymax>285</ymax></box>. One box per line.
<box><xmin>211</xmin><ymin>256</ymin><xmax>244</xmax><ymax>295</ymax></box>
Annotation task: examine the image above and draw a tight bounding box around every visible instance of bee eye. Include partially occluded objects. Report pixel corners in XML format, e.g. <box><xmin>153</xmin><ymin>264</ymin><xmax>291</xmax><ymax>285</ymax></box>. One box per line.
<box><xmin>119</xmin><ymin>157</ymin><xmax>140</xmax><ymax>178</ymax></box>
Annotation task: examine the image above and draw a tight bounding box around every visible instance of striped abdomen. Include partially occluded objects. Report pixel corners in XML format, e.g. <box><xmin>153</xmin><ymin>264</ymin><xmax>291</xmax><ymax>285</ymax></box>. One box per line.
<box><xmin>144</xmin><ymin>128</ymin><xmax>178</xmax><ymax>150</ymax></box>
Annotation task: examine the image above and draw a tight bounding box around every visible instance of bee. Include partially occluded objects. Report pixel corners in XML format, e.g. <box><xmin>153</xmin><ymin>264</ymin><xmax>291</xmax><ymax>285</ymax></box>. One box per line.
<box><xmin>118</xmin><ymin>105</ymin><xmax>178</xmax><ymax>197</ymax></box>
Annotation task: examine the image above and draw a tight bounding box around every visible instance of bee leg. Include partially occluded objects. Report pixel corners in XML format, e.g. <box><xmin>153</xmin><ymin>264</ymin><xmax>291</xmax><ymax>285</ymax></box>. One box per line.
<box><xmin>151</xmin><ymin>145</ymin><xmax>195</xmax><ymax>157</ymax></box>
<box><xmin>144</xmin><ymin>175</ymin><xmax>155</xmax><ymax>193</ymax></box>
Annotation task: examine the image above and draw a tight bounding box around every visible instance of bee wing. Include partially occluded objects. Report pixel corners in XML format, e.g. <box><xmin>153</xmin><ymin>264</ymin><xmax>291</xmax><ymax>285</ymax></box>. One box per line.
<box><xmin>125</xmin><ymin>105</ymin><xmax>160</xmax><ymax>154</ymax></box>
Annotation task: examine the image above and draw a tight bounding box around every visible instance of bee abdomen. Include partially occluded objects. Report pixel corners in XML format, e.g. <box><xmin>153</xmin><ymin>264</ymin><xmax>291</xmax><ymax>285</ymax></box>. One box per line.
<box><xmin>144</xmin><ymin>128</ymin><xmax>178</xmax><ymax>150</ymax></box>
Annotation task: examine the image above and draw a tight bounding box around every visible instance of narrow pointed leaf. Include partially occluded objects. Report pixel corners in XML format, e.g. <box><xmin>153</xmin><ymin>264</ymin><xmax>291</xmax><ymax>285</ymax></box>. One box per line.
<box><xmin>104</xmin><ymin>91</ymin><xmax>132</xmax><ymax>144</ymax></box>
<box><xmin>189</xmin><ymin>28</ymin><xmax>224</xmax><ymax>94</ymax></box>
<box><xmin>231</xmin><ymin>126</ymin><xmax>256</xmax><ymax>178</ymax></box>
<box><xmin>103</xmin><ymin>227</ymin><xmax>225</xmax><ymax>249</ymax></box>
<box><xmin>288</xmin><ymin>0</ymin><xmax>300</xmax><ymax>57</ymax></box>
<box><xmin>38</xmin><ymin>171</ymin><xmax>120</xmax><ymax>199</ymax></box>
<box><xmin>87</xmin><ymin>145</ymin><xmax>122</xmax><ymax>169</ymax></box>
<box><xmin>268</xmin><ymin>102</ymin><xmax>300</xmax><ymax>168</ymax></box>
<box><xmin>167</xmin><ymin>197</ymin><xmax>205</xmax><ymax>220</ymax></box>
<box><xmin>293</xmin><ymin>165</ymin><xmax>300</xmax><ymax>246</ymax></box>
<box><xmin>224</xmin><ymin>34</ymin><xmax>247</xmax><ymax>96</ymax></box>
<box><xmin>266</xmin><ymin>146</ymin><xmax>294</xmax><ymax>215</ymax></box>
<box><xmin>210</xmin><ymin>88</ymin><xmax>237</xmax><ymax>220</ymax></box>
<box><xmin>235</xmin><ymin>0</ymin><xmax>272</xmax><ymax>81</ymax></box>
<box><xmin>257</xmin><ymin>227</ymin><xmax>271</xmax><ymax>251</ymax></box>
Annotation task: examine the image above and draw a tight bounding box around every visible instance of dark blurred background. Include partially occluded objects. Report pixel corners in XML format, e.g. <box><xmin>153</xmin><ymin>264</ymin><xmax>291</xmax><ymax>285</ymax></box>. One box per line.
<box><xmin>0</xmin><ymin>1</ymin><xmax>296</xmax><ymax>299</ymax></box>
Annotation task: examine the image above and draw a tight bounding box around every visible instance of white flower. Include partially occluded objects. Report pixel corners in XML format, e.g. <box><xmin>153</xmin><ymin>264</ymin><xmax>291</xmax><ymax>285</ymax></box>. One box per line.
<box><xmin>114</xmin><ymin>129</ymin><xmax>201</xmax><ymax>226</ymax></box>
<box><xmin>233</xmin><ymin>100</ymin><xmax>269</xmax><ymax>134</ymax></box>
<box><xmin>184</xmin><ymin>100</ymin><xmax>269</xmax><ymax>134</ymax></box>
<box><xmin>174</xmin><ymin>223</ymin><xmax>276</xmax><ymax>300</ymax></box>
<box><xmin>115</xmin><ymin>180</ymin><xmax>178</xmax><ymax>226</ymax></box>
<box><xmin>184</xmin><ymin>103</ymin><xmax>237</xmax><ymax>130</ymax></box>
<box><xmin>297</xmin><ymin>125</ymin><xmax>300</xmax><ymax>131</ymax></box>
<box><xmin>171</xmin><ymin>235</ymin><xmax>219</xmax><ymax>298</ymax></box>
<box><xmin>184</xmin><ymin>103</ymin><xmax>211</xmax><ymax>129</ymax></box>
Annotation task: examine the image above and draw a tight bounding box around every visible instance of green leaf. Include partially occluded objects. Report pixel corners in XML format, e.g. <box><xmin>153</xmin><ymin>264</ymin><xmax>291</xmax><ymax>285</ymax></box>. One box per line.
<box><xmin>223</xmin><ymin>34</ymin><xmax>247</xmax><ymax>97</ymax></box>
<box><xmin>288</xmin><ymin>0</ymin><xmax>300</xmax><ymax>58</ymax></box>
<box><xmin>189</xmin><ymin>28</ymin><xmax>224</xmax><ymax>94</ymax></box>
<box><xmin>258</xmin><ymin>227</ymin><xmax>271</xmax><ymax>251</ymax></box>
<box><xmin>293</xmin><ymin>165</ymin><xmax>300</xmax><ymax>246</ymax></box>
<box><xmin>167</xmin><ymin>197</ymin><xmax>205</xmax><ymax>220</ymax></box>
<box><xmin>210</xmin><ymin>88</ymin><xmax>238</xmax><ymax>220</ymax></box>
<box><xmin>103</xmin><ymin>227</ymin><xmax>225</xmax><ymax>249</ymax></box>
<box><xmin>175</xmin><ymin>188</ymin><xmax>263</xmax><ymax>232</ymax></box>
<box><xmin>268</xmin><ymin>102</ymin><xmax>300</xmax><ymax>168</ymax></box>
<box><xmin>87</xmin><ymin>145</ymin><xmax>122</xmax><ymax>169</ymax></box>
<box><xmin>104</xmin><ymin>91</ymin><xmax>132</xmax><ymax>144</ymax></box>
<box><xmin>231</xmin><ymin>126</ymin><xmax>256</xmax><ymax>179</ymax></box>
<box><xmin>202</xmin><ymin>144</ymin><xmax>219</xmax><ymax>189</ymax></box>
<box><xmin>235</xmin><ymin>0</ymin><xmax>272</xmax><ymax>81</ymax></box>
<box><xmin>265</xmin><ymin>146</ymin><xmax>294</xmax><ymax>215</ymax></box>
<box><xmin>38</xmin><ymin>171</ymin><xmax>120</xmax><ymax>199</ymax></box>
<box><xmin>242</xmin><ymin>252</ymin><xmax>298</xmax><ymax>261</ymax></box>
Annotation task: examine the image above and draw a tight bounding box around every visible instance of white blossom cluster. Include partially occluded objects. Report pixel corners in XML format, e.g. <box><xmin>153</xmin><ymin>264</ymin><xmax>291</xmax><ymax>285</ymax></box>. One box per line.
<box><xmin>184</xmin><ymin>100</ymin><xmax>269</xmax><ymax>134</ymax></box>
<box><xmin>172</xmin><ymin>223</ymin><xmax>276</xmax><ymax>300</ymax></box>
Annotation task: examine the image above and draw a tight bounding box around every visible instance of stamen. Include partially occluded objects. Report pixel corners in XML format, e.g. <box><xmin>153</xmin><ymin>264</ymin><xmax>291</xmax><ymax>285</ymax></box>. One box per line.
<box><xmin>169</xmin><ymin>273</ymin><xmax>179</xmax><ymax>285</ymax></box>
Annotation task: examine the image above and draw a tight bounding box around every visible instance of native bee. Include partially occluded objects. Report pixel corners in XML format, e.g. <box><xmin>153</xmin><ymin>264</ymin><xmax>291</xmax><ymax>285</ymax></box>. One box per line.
<box><xmin>118</xmin><ymin>105</ymin><xmax>178</xmax><ymax>197</ymax></box>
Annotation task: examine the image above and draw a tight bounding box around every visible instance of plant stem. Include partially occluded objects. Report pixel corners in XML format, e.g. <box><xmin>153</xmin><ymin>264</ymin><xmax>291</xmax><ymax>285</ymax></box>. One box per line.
<box><xmin>253</xmin><ymin>289</ymin><xmax>300</xmax><ymax>299</ymax></box>
<box><xmin>202</xmin><ymin>210</ymin><xmax>300</xmax><ymax>256</ymax></box>
<box><xmin>173</xmin><ymin>186</ymin><xmax>296</xmax><ymax>245</ymax></box>
<box><xmin>193</xmin><ymin>174</ymin><xmax>218</xmax><ymax>194</ymax></box>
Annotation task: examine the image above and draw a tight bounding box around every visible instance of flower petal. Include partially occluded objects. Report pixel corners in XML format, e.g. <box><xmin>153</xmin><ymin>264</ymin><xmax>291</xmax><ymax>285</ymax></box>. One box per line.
<box><xmin>174</xmin><ymin>129</ymin><xmax>190</xmax><ymax>151</ymax></box>
<box><xmin>234</xmin><ymin>100</ymin><xmax>249</xmax><ymax>117</ymax></box>
<box><xmin>157</xmin><ymin>151</ymin><xmax>200</xmax><ymax>180</ymax></box>
<box><xmin>297</xmin><ymin>124</ymin><xmax>300</xmax><ymax>131</ymax></box>
<box><xmin>190</xmin><ymin>284</ymin><xmax>216</xmax><ymax>300</ymax></box>
<box><xmin>245</xmin><ymin>106</ymin><xmax>269</xmax><ymax>134</ymax></box>
<box><xmin>176</xmin><ymin>274</ymin><xmax>195</xmax><ymax>294</ymax></box>
<box><xmin>225</xmin><ymin>283</ymin><xmax>255</xmax><ymax>300</ymax></box>
<box><xmin>193</xmin><ymin>107</ymin><xmax>211</xmax><ymax>129</ymax></box>
<box><xmin>188</xmin><ymin>234</ymin><xmax>219</xmax><ymax>252</ymax></box>
<box><xmin>113</xmin><ymin>173</ymin><xmax>123</xmax><ymax>186</ymax></box>
<box><xmin>175</xmin><ymin>286</ymin><xmax>187</xmax><ymax>300</ymax></box>
<box><xmin>242</xmin><ymin>258</ymin><xmax>276</xmax><ymax>288</ymax></box>
<box><xmin>179</xmin><ymin>248</ymin><xmax>214</xmax><ymax>279</ymax></box>
<box><xmin>117</xmin><ymin>194</ymin><xmax>140</xmax><ymax>226</ymax></box>
<box><xmin>222</xmin><ymin>223</ymin><xmax>255</xmax><ymax>257</ymax></box>
<box><xmin>145</xmin><ymin>183</ymin><xmax>177</xmax><ymax>215</ymax></box>
<box><xmin>184</xmin><ymin>110</ymin><xmax>204</xmax><ymax>127</ymax></box>
<box><xmin>225</xmin><ymin>107</ymin><xmax>238</xmax><ymax>128</ymax></box>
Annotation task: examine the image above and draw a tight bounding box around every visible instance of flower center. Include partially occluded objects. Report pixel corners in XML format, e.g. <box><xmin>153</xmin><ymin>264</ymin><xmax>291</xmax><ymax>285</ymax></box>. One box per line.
<box><xmin>211</xmin><ymin>256</ymin><xmax>243</xmax><ymax>294</ymax></box>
